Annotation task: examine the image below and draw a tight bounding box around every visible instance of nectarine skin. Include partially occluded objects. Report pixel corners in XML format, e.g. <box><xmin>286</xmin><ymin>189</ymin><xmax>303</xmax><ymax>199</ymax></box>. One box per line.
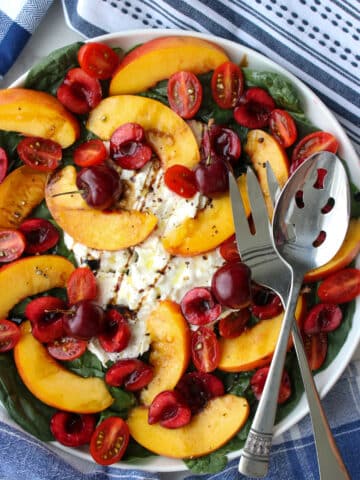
<box><xmin>109</xmin><ymin>36</ymin><xmax>229</xmax><ymax>95</ymax></box>
<box><xmin>0</xmin><ymin>88</ymin><xmax>80</xmax><ymax>148</ymax></box>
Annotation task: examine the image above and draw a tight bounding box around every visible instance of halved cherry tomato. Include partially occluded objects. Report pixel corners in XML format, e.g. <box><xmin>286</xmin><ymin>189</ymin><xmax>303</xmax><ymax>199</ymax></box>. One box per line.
<box><xmin>50</xmin><ymin>411</ymin><xmax>96</xmax><ymax>447</ymax></box>
<box><xmin>0</xmin><ymin>147</ymin><xmax>8</xmax><ymax>183</ymax></box>
<box><xmin>290</xmin><ymin>131</ymin><xmax>339</xmax><ymax>174</ymax></box>
<box><xmin>219</xmin><ymin>234</ymin><xmax>240</xmax><ymax>262</ymax></box>
<box><xmin>251</xmin><ymin>366</ymin><xmax>292</xmax><ymax>404</ymax></box>
<box><xmin>191</xmin><ymin>326</ymin><xmax>220</xmax><ymax>373</ymax></box>
<box><xmin>251</xmin><ymin>284</ymin><xmax>283</xmax><ymax>320</ymax></box>
<box><xmin>218</xmin><ymin>308</ymin><xmax>250</xmax><ymax>338</ymax></box>
<box><xmin>90</xmin><ymin>417</ymin><xmax>129</xmax><ymax>466</ymax></box>
<box><xmin>66</xmin><ymin>266</ymin><xmax>98</xmax><ymax>305</ymax></box>
<box><xmin>0</xmin><ymin>319</ymin><xmax>21</xmax><ymax>352</ymax></box>
<box><xmin>303</xmin><ymin>303</ymin><xmax>343</xmax><ymax>334</ymax></box>
<box><xmin>0</xmin><ymin>229</ymin><xmax>26</xmax><ymax>263</ymax></box>
<box><xmin>148</xmin><ymin>390</ymin><xmax>192</xmax><ymax>428</ymax></box>
<box><xmin>78</xmin><ymin>42</ymin><xmax>119</xmax><ymax>80</ymax></box>
<box><xmin>167</xmin><ymin>71</ymin><xmax>203</xmax><ymax>119</ymax></box>
<box><xmin>25</xmin><ymin>296</ymin><xmax>66</xmax><ymax>343</ymax></box>
<box><xmin>303</xmin><ymin>332</ymin><xmax>328</xmax><ymax>371</ymax></box>
<box><xmin>17</xmin><ymin>137</ymin><xmax>62</xmax><ymax>172</ymax></box>
<box><xmin>269</xmin><ymin>109</ymin><xmax>297</xmax><ymax>148</ymax></box>
<box><xmin>57</xmin><ymin>68</ymin><xmax>102</xmax><ymax>114</ymax></box>
<box><xmin>110</xmin><ymin>122</ymin><xmax>152</xmax><ymax>170</ymax></box>
<box><xmin>105</xmin><ymin>358</ymin><xmax>154</xmax><ymax>391</ymax></box>
<box><xmin>73</xmin><ymin>139</ymin><xmax>107</xmax><ymax>167</ymax></box>
<box><xmin>98</xmin><ymin>309</ymin><xmax>131</xmax><ymax>353</ymax></box>
<box><xmin>211</xmin><ymin>61</ymin><xmax>244</xmax><ymax>109</ymax></box>
<box><xmin>234</xmin><ymin>87</ymin><xmax>276</xmax><ymax>128</ymax></box>
<box><xmin>164</xmin><ymin>164</ymin><xmax>198</xmax><ymax>199</ymax></box>
<box><xmin>47</xmin><ymin>336</ymin><xmax>88</xmax><ymax>360</ymax></box>
<box><xmin>317</xmin><ymin>268</ymin><xmax>360</xmax><ymax>304</ymax></box>
<box><xmin>19</xmin><ymin>218</ymin><xmax>60</xmax><ymax>254</ymax></box>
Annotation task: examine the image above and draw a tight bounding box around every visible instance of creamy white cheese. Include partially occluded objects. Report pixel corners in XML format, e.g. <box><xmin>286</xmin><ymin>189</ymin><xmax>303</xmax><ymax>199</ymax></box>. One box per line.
<box><xmin>64</xmin><ymin>163</ymin><xmax>224</xmax><ymax>365</ymax></box>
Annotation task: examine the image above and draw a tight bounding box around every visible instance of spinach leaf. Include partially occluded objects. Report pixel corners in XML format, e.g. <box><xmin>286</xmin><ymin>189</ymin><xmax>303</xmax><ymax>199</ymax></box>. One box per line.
<box><xmin>25</xmin><ymin>42</ymin><xmax>84</xmax><ymax>95</ymax></box>
<box><xmin>64</xmin><ymin>350</ymin><xmax>105</xmax><ymax>378</ymax></box>
<box><xmin>99</xmin><ymin>387</ymin><xmax>136</xmax><ymax>422</ymax></box>
<box><xmin>0</xmin><ymin>130</ymin><xmax>22</xmax><ymax>173</ymax></box>
<box><xmin>0</xmin><ymin>353</ymin><xmax>55</xmax><ymax>441</ymax></box>
<box><xmin>123</xmin><ymin>440</ymin><xmax>154</xmax><ymax>461</ymax></box>
<box><xmin>243</xmin><ymin>69</ymin><xmax>303</xmax><ymax>113</ymax></box>
<box><xmin>350</xmin><ymin>182</ymin><xmax>360</xmax><ymax>218</ymax></box>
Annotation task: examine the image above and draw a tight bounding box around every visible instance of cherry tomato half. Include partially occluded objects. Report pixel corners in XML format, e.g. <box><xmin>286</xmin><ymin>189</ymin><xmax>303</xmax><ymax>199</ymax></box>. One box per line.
<box><xmin>317</xmin><ymin>268</ymin><xmax>360</xmax><ymax>304</ymax></box>
<box><xmin>164</xmin><ymin>164</ymin><xmax>198</xmax><ymax>198</ymax></box>
<box><xmin>78</xmin><ymin>42</ymin><xmax>120</xmax><ymax>80</ymax></box>
<box><xmin>47</xmin><ymin>336</ymin><xmax>88</xmax><ymax>361</ymax></box>
<box><xmin>0</xmin><ymin>319</ymin><xmax>21</xmax><ymax>352</ymax></box>
<box><xmin>290</xmin><ymin>131</ymin><xmax>339</xmax><ymax>174</ymax></box>
<box><xmin>19</xmin><ymin>218</ymin><xmax>60</xmax><ymax>254</ymax></box>
<box><xmin>66</xmin><ymin>266</ymin><xmax>98</xmax><ymax>305</ymax></box>
<box><xmin>17</xmin><ymin>137</ymin><xmax>62</xmax><ymax>172</ymax></box>
<box><xmin>73</xmin><ymin>139</ymin><xmax>107</xmax><ymax>167</ymax></box>
<box><xmin>191</xmin><ymin>326</ymin><xmax>220</xmax><ymax>373</ymax></box>
<box><xmin>0</xmin><ymin>229</ymin><xmax>26</xmax><ymax>263</ymax></box>
<box><xmin>0</xmin><ymin>147</ymin><xmax>8</xmax><ymax>183</ymax></box>
<box><xmin>50</xmin><ymin>411</ymin><xmax>96</xmax><ymax>447</ymax></box>
<box><xmin>98</xmin><ymin>309</ymin><xmax>131</xmax><ymax>353</ymax></box>
<box><xmin>57</xmin><ymin>68</ymin><xmax>102</xmax><ymax>114</ymax></box>
<box><xmin>219</xmin><ymin>234</ymin><xmax>241</xmax><ymax>262</ymax></box>
<box><xmin>211</xmin><ymin>61</ymin><xmax>244</xmax><ymax>109</ymax></box>
<box><xmin>269</xmin><ymin>109</ymin><xmax>298</xmax><ymax>148</ymax></box>
<box><xmin>251</xmin><ymin>366</ymin><xmax>292</xmax><ymax>404</ymax></box>
<box><xmin>90</xmin><ymin>416</ymin><xmax>130</xmax><ymax>466</ymax></box>
<box><xmin>167</xmin><ymin>71</ymin><xmax>203</xmax><ymax>119</ymax></box>
<box><xmin>303</xmin><ymin>332</ymin><xmax>328</xmax><ymax>371</ymax></box>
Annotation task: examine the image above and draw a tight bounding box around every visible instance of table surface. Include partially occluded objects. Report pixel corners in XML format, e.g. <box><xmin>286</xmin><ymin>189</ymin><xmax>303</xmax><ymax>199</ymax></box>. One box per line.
<box><xmin>1</xmin><ymin>1</ymin><xmax>359</xmax><ymax>478</ymax></box>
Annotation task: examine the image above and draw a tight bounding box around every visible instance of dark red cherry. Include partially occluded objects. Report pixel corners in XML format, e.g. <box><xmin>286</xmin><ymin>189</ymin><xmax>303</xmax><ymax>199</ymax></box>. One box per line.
<box><xmin>201</xmin><ymin>125</ymin><xmax>241</xmax><ymax>165</ymax></box>
<box><xmin>194</xmin><ymin>158</ymin><xmax>229</xmax><ymax>196</ymax></box>
<box><xmin>19</xmin><ymin>218</ymin><xmax>60</xmax><ymax>254</ymax></box>
<box><xmin>175</xmin><ymin>371</ymin><xmax>224</xmax><ymax>414</ymax></box>
<box><xmin>110</xmin><ymin>122</ymin><xmax>152</xmax><ymax>170</ymax></box>
<box><xmin>303</xmin><ymin>303</ymin><xmax>343</xmax><ymax>334</ymax></box>
<box><xmin>180</xmin><ymin>287</ymin><xmax>222</xmax><ymax>326</ymax></box>
<box><xmin>234</xmin><ymin>87</ymin><xmax>275</xmax><ymax>128</ymax></box>
<box><xmin>211</xmin><ymin>261</ymin><xmax>252</xmax><ymax>309</ymax></box>
<box><xmin>25</xmin><ymin>296</ymin><xmax>66</xmax><ymax>343</ymax></box>
<box><xmin>148</xmin><ymin>390</ymin><xmax>191</xmax><ymax>429</ymax></box>
<box><xmin>50</xmin><ymin>411</ymin><xmax>96</xmax><ymax>446</ymax></box>
<box><xmin>63</xmin><ymin>300</ymin><xmax>105</xmax><ymax>340</ymax></box>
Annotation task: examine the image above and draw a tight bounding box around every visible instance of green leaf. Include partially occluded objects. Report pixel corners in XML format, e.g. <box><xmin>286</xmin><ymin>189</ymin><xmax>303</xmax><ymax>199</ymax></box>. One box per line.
<box><xmin>24</xmin><ymin>42</ymin><xmax>84</xmax><ymax>95</ymax></box>
<box><xmin>63</xmin><ymin>350</ymin><xmax>105</xmax><ymax>378</ymax></box>
<box><xmin>350</xmin><ymin>182</ymin><xmax>360</xmax><ymax>218</ymax></box>
<box><xmin>0</xmin><ymin>353</ymin><xmax>55</xmax><ymax>441</ymax></box>
<box><xmin>0</xmin><ymin>130</ymin><xmax>23</xmax><ymax>173</ymax></box>
<box><xmin>99</xmin><ymin>387</ymin><xmax>136</xmax><ymax>422</ymax></box>
<box><xmin>123</xmin><ymin>440</ymin><xmax>154</xmax><ymax>461</ymax></box>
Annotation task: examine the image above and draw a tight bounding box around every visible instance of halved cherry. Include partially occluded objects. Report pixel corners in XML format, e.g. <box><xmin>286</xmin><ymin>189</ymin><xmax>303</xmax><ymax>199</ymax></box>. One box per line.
<box><xmin>90</xmin><ymin>417</ymin><xmax>129</xmax><ymax>466</ymax></box>
<box><xmin>317</xmin><ymin>268</ymin><xmax>360</xmax><ymax>304</ymax></box>
<box><xmin>251</xmin><ymin>284</ymin><xmax>283</xmax><ymax>320</ymax></box>
<box><xmin>47</xmin><ymin>336</ymin><xmax>87</xmax><ymax>361</ymax></box>
<box><xmin>303</xmin><ymin>332</ymin><xmax>328</xmax><ymax>371</ymax></box>
<box><xmin>25</xmin><ymin>296</ymin><xmax>66</xmax><ymax>343</ymax></box>
<box><xmin>17</xmin><ymin>137</ymin><xmax>62</xmax><ymax>172</ymax></box>
<box><xmin>57</xmin><ymin>67</ymin><xmax>102</xmax><ymax>115</ymax></box>
<box><xmin>234</xmin><ymin>87</ymin><xmax>276</xmax><ymax>128</ymax></box>
<box><xmin>148</xmin><ymin>390</ymin><xmax>192</xmax><ymax>428</ymax></box>
<box><xmin>211</xmin><ymin>61</ymin><xmax>244</xmax><ymax>109</ymax></box>
<box><xmin>98</xmin><ymin>309</ymin><xmax>131</xmax><ymax>353</ymax></box>
<box><xmin>0</xmin><ymin>229</ymin><xmax>26</xmax><ymax>263</ymax></box>
<box><xmin>73</xmin><ymin>139</ymin><xmax>107</xmax><ymax>167</ymax></box>
<box><xmin>0</xmin><ymin>147</ymin><xmax>8</xmax><ymax>183</ymax></box>
<box><xmin>219</xmin><ymin>234</ymin><xmax>240</xmax><ymax>262</ymax></box>
<box><xmin>269</xmin><ymin>109</ymin><xmax>297</xmax><ymax>148</ymax></box>
<box><xmin>180</xmin><ymin>287</ymin><xmax>222</xmax><ymax>326</ymax></box>
<box><xmin>290</xmin><ymin>131</ymin><xmax>339</xmax><ymax>174</ymax></box>
<box><xmin>50</xmin><ymin>411</ymin><xmax>96</xmax><ymax>447</ymax></box>
<box><xmin>175</xmin><ymin>371</ymin><xmax>224</xmax><ymax>414</ymax></box>
<box><xmin>167</xmin><ymin>71</ymin><xmax>202</xmax><ymax>119</ymax></box>
<box><xmin>0</xmin><ymin>319</ymin><xmax>21</xmax><ymax>352</ymax></box>
<box><xmin>66</xmin><ymin>266</ymin><xmax>98</xmax><ymax>305</ymax></box>
<box><xmin>191</xmin><ymin>326</ymin><xmax>220</xmax><ymax>373</ymax></box>
<box><xmin>303</xmin><ymin>303</ymin><xmax>342</xmax><ymax>335</ymax></box>
<box><xmin>164</xmin><ymin>164</ymin><xmax>198</xmax><ymax>199</ymax></box>
<box><xmin>105</xmin><ymin>358</ymin><xmax>154</xmax><ymax>392</ymax></box>
<box><xmin>218</xmin><ymin>308</ymin><xmax>250</xmax><ymax>338</ymax></box>
<box><xmin>201</xmin><ymin>125</ymin><xmax>241</xmax><ymax>165</ymax></box>
<box><xmin>78</xmin><ymin>42</ymin><xmax>120</xmax><ymax>80</ymax></box>
<box><xmin>251</xmin><ymin>366</ymin><xmax>292</xmax><ymax>404</ymax></box>
<box><xmin>19</xmin><ymin>218</ymin><xmax>60</xmax><ymax>254</ymax></box>
<box><xmin>110</xmin><ymin>122</ymin><xmax>152</xmax><ymax>170</ymax></box>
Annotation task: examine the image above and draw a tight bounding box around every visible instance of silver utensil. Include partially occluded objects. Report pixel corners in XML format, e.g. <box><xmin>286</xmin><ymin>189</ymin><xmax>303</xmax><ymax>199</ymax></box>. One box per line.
<box><xmin>228</xmin><ymin>152</ymin><xmax>350</xmax><ymax>479</ymax></box>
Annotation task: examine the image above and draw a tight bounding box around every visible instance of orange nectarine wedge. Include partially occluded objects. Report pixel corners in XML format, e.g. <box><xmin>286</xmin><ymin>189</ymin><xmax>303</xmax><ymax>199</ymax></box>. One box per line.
<box><xmin>0</xmin><ymin>255</ymin><xmax>74</xmax><ymax>318</ymax></box>
<box><xmin>127</xmin><ymin>394</ymin><xmax>249</xmax><ymax>458</ymax></box>
<box><xmin>109</xmin><ymin>36</ymin><xmax>229</xmax><ymax>95</ymax></box>
<box><xmin>45</xmin><ymin>165</ymin><xmax>157</xmax><ymax>250</ymax></box>
<box><xmin>0</xmin><ymin>88</ymin><xmax>79</xmax><ymax>148</ymax></box>
<box><xmin>0</xmin><ymin>166</ymin><xmax>48</xmax><ymax>229</ymax></box>
<box><xmin>14</xmin><ymin>322</ymin><xmax>113</xmax><ymax>413</ymax></box>
<box><xmin>140</xmin><ymin>300</ymin><xmax>191</xmax><ymax>406</ymax></box>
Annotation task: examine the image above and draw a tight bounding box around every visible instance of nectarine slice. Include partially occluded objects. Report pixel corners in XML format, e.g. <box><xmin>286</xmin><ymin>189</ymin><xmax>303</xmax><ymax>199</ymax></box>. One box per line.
<box><xmin>161</xmin><ymin>175</ymin><xmax>250</xmax><ymax>256</ymax></box>
<box><xmin>245</xmin><ymin>129</ymin><xmax>290</xmax><ymax>217</ymax></box>
<box><xmin>0</xmin><ymin>255</ymin><xmax>74</xmax><ymax>318</ymax></box>
<box><xmin>0</xmin><ymin>166</ymin><xmax>48</xmax><ymax>229</ymax></box>
<box><xmin>305</xmin><ymin>218</ymin><xmax>360</xmax><ymax>282</ymax></box>
<box><xmin>45</xmin><ymin>165</ymin><xmax>157</xmax><ymax>250</ymax></box>
<box><xmin>0</xmin><ymin>88</ymin><xmax>79</xmax><ymax>148</ymax></box>
<box><xmin>86</xmin><ymin>95</ymin><xmax>200</xmax><ymax>169</ymax></box>
<box><xmin>109</xmin><ymin>36</ymin><xmax>229</xmax><ymax>95</ymax></box>
<box><xmin>218</xmin><ymin>295</ymin><xmax>306</xmax><ymax>372</ymax></box>
<box><xmin>14</xmin><ymin>322</ymin><xmax>113</xmax><ymax>413</ymax></box>
<box><xmin>140</xmin><ymin>300</ymin><xmax>191</xmax><ymax>406</ymax></box>
<box><xmin>127</xmin><ymin>394</ymin><xmax>249</xmax><ymax>458</ymax></box>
